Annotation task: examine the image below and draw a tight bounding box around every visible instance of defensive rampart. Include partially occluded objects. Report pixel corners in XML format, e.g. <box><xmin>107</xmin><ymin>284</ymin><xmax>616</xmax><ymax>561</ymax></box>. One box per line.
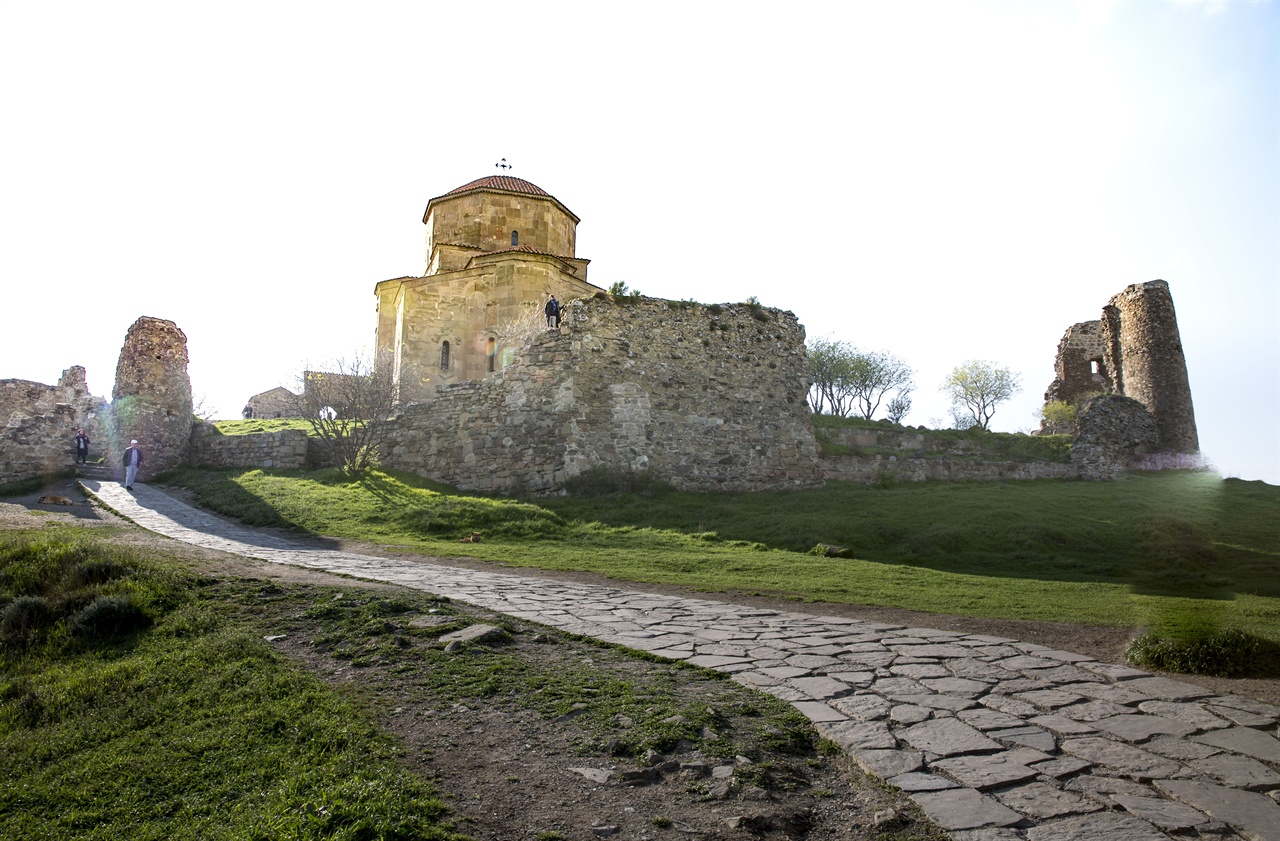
<box><xmin>0</xmin><ymin>367</ymin><xmax>107</xmax><ymax>486</ymax></box>
<box><xmin>188</xmin><ymin>424</ymin><xmax>310</xmax><ymax>470</ymax></box>
<box><xmin>379</xmin><ymin>297</ymin><xmax>823</xmax><ymax>493</ymax></box>
<box><xmin>816</xmin><ymin>425</ymin><xmax>1076</xmax><ymax>484</ymax></box>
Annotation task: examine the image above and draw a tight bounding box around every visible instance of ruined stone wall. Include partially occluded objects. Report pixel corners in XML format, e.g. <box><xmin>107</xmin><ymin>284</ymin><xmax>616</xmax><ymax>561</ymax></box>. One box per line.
<box><xmin>0</xmin><ymin>367</ymin><xmax>108</xmax><ymax>486</ymax></box>
<box><xmin>1042</xmin><ymin>320</ymin><xmax>1110</xmax><ymax>407</ymax></box>
<box><xmin>1040</xmin><ymin>280</ymin><xmax>1198</xmax><ymax>456</ymax></box>
<box><xmin>820</xmin><ymin>454</ymin><xmax>1076</xmax><ymax>483</ymax></box>
<box><xmin>816</xmin><ymin>425</ymin><xmax>1075</xmax><ymax>484</ymax></box>
<box><xmin>1069</xmin><ymin>394</ymin><xmax>1162</xmax><ymax>480</ymax></box>
<box><xmin>378</xmin><ymin>297</ymin><xmax>822</xmax><ymax>494</ymax></box>
<box><xmin>109</xmin><ymin>317</ymin><xmax>193</xmax><ymax>480</ymax></box>
<box><xmin>188</xmin><ymin>424</ymin><xmax>309</xmax><ymax>469</ymax></box>
<box><xmin>1100</xmin><ymin>280</ymin><xmax>1198</xmax><ymax>453</ymax></box>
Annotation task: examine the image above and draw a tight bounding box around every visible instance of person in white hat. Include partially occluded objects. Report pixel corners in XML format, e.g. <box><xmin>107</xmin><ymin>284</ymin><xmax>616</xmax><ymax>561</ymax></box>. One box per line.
<box><xmin>123</xmin><ymin>439</ymin><xmax>144</xmax><ymax>490</ymax></box>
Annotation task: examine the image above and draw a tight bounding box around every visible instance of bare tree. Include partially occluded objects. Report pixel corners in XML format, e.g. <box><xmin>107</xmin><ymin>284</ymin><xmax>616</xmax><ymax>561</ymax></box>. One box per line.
<box><xmin>495</xmin><ymin>301</ymin><xmax>552</xmax><ymax>351</ymax></box>
<box><xmin>292</xmin><ymin>351</ymin><xmax>396</xmax><ymax>473</ymax></box>
<box><xmin>940</xmin><ymin>360</ymin><xmax>1021</xmax><ymax>431</ymax></box>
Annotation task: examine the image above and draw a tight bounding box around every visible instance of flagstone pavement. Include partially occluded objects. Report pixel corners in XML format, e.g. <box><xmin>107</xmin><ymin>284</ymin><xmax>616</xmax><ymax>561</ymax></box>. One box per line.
<box><xmin>81</xmin><ymin>479</ymin><xmax>1280</xmax><ymax>841</ymax></box>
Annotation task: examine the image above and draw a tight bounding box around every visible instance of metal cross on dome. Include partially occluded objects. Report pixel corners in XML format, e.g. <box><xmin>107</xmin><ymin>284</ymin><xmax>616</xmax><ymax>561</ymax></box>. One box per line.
<box><xmin>495</xmin><ymin>158</ymin><xmax>512</xmax><ymax>172</ymax></box>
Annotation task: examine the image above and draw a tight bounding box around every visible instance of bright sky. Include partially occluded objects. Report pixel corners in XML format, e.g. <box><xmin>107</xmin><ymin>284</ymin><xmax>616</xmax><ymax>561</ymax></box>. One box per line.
<box><xmin>1</xmin><ymin>0</ymin><xmax>1276</xmax><ymax>484</ymax></box>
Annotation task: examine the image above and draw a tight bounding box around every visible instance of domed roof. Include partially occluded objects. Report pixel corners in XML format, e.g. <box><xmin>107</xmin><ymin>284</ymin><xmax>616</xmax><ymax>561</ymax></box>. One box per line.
<box><xmin>444</xmin><ymin>175</ymin><xmax>551</xmax><ymax>198</ymax></box>
<box><xmin>424</xmin><ymin>174</ymin><xmax>578</xmax><ymax>224</ymax></box>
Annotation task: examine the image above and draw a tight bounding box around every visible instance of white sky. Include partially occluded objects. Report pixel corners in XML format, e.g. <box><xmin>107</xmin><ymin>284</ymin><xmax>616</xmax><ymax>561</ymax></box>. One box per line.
<box><xmin>1</xmin><ymin>0</ymin><xmax>1276</xmax><ymax>484</ymax></box>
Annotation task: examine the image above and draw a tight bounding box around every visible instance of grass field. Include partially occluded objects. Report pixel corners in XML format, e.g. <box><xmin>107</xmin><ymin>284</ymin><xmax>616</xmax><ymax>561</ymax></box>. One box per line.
<box><xmin>0</xmin><ymin>526</ymin><xmax>465</xmax><ymax>840</ymax></box>
<box><xmin>163</xmin><ymin>467</ymin><xmax>1280</xmax><ymax>649</ymax></box>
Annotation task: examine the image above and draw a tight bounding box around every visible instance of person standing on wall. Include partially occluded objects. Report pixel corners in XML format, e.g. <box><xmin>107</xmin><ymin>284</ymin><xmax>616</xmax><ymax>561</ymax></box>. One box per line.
<box><xmin>545</xmin><ymin>295</ymin><xmax>559</xmax><ymax>329</ymax></box>
<box><xmin>123</xmin><ymin>439</ymin><xmax>143</xmax><ymax>490</ymax></box>
<box><xmin>74</xmin><ymin>428</ymin><xmax>90</xmax><ymax>465</ymax></box>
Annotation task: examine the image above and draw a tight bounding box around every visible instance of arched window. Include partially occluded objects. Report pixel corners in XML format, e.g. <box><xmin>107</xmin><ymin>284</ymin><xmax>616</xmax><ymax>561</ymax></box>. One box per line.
<box><xmin>440</xmin><ymin>341</ymin><xmax>450</xmax><ymax>370</ymax></box>
<box><xmin>486</xmin><ymin>337</ymin><xmax>496</xmax><ymax>372</ymax></box>
<box><xmin>511</xmin><ymin>230</ymin><xmax>519</xmax><ymax>247</ymax></box>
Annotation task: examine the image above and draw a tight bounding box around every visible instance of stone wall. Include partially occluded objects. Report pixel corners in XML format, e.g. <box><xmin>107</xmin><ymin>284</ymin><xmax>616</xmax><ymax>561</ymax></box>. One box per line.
<box><xmin>109</xmin><ymin>317</ymin><xmax>193</xmax><ymax>480</ymax></box>
<box><xmin>378</xmin><ymin>297</ymin><xmax>822</xmax><ymax>494</ymax></box>
<box><xmin>188</xmin><ymin>424</ymin><xmax>309</xmax><ymax>469</ymax></box>
<box><xmin>1041</xmin><ymin>280</ymin><xmax>1198</xmax><ymax>455</ymax></box>
<box><xmin>816</xmin><ymin>425</ymin><xmax>1075</xmax><ymax>484</ymax></box>
<box><xmin>1069</xmin><ymin>394</ymin><xmax>1162</xmax><ymax>481</ymax></box>
<box><xmin>1042</xmin><ymin>320</ymin><xmax>1110</xmax><ymax>407</ymax></box>
<box><xmin>0</xmin><ymin>367</ymin><xmax>108</xmax><ymax>486</ymax></box>
<box><xmin>820</xmin><ymin>454</ymin><xmax>1075</xmax><ymax>483</ymax></box>
<box><xmin>1101</xmin><ymin>280</ymin><xmax>1198</xmax><ymax>453</ymax></box>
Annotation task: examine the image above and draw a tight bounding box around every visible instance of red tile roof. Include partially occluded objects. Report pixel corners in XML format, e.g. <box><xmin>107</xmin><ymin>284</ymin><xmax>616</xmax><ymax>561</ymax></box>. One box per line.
<box><xmin>425</xmin><ymin>174</ymin><xmax>580</xmax><ymax>225</ymax></box>
<box><xmin>444</xmin><ymin>175</ymin><xmax>551</xmax><ymax>197</ymax></box>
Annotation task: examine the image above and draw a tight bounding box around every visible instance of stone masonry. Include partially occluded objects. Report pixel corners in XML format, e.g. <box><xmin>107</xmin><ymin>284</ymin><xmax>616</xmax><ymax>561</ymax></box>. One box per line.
<box><xmin>0</xmin><ymin>366</ymin><xmax>108</xmax><ymax>486</ymax></box>
<box><xmin>1071</xmin><ymin>395</ymin><xmax>1162</xmax><ymax>481</ymax></box>
<box><xmin>1102</xmin><ymin>280</ymin><xmax>1199</xmax><ymax>454</ymax></box>
<box><xmin>109</xmin><ymin>316</ymin><xmax>193</xmax><ymax>480</ymax></box>
<box><xmin>1042</xmin><ymin>280</ymin><xmax>1199</xmax><ymax>461</ymax></box>
<box><xmin>379</xmin><ymin>296</ymin><xmax>822</xmax><ymax>494</ymax></box>
<box><xmin>188</xmin><ymin>423</ymin><xmax>309</xmax><ymax>470</ymax></box>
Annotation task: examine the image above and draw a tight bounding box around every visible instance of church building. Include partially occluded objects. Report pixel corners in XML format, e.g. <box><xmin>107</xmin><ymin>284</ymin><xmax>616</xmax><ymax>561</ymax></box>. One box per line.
<box><xmin>374</xmin><ymin>175</ymin><xmax>603</xmax><ymax>404</ymax></box>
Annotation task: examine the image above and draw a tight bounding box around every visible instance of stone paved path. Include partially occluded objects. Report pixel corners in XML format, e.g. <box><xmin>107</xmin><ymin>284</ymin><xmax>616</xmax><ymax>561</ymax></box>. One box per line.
<box><xmin>81</xmin><ymin>480</ymin><xmax>1280</xmax><ymax>841</ymax></box>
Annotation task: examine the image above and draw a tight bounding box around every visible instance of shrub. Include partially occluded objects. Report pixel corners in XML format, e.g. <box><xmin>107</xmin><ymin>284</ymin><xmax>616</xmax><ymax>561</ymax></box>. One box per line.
<box><xmin>1126</xmin><ymin>629</ymin><xmax>1279</xmax><ymax>677</ymax></box>
<box><xmin>1038</xmin><ymin>400</ymin><xmax>1078</xmax><ymax>434</ymax></box>
<box><xmin>69</xmin><ymin>594</ymin><xmax>151</xmax><ymax>641</ymax></box>
<box><xmin>68</xmin><ymin>559</ymin><xmax>132</xmax><ymax>588</ymax></box>
<box><xmin>1</xmin><ymin>596</ymin><xmax>54</xmax><ymax>646</ymax></box>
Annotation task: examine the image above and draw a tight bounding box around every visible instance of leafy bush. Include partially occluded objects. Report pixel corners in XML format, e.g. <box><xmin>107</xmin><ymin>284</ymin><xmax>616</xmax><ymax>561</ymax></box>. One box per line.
<box><xmin>69</xmin><ymin>594</ymin><xmax>151</xmax><ymax>641</ymax></box>
<box><xmin>69</xmin><ymin>559</ymin><xmax>132</xmax><ymax>588</ymax></box>
<box><xmin>1038</xmin><ymin>400</ymin><xmax>1078</xmax><ymax>434</ymax></box>
<box><xmin>1126</xmin><ymin>629</ymin><xmax>1279</xmax><ymax>677</ymax></box>
<box><xmin>2</xmin><ymin>596</ymin><xmax>54</xmax><ymax>646</ymax></box>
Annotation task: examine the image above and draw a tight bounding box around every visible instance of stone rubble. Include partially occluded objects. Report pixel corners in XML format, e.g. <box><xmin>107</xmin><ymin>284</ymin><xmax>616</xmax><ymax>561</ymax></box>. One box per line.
<box><xmin>81</xmin><ymin>479</ymin><xmax>1280</xmax><ymax>841</ymax></box>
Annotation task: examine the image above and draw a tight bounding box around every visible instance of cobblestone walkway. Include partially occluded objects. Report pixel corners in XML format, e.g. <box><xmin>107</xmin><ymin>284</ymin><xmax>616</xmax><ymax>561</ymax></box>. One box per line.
<box><xmin>81</xmin><ymin>480</ymin><xmax>1280</xmax><ymax>841</ymax></box>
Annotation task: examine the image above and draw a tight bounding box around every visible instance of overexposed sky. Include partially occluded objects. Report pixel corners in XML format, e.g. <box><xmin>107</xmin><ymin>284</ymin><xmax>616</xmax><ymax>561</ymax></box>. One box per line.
<box><xmin>1</xmin><ymin>0</ymin><xmax>1276</xmax><ymax>483</ymax></box>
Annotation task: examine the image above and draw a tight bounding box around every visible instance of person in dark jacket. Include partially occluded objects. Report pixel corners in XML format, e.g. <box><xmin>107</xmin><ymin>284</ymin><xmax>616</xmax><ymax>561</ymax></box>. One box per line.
<box><xmin>544</xmin><ymin>295</ymin><xmax>559</xmax><ymax>328</ymax></box>
<box><xmin>123</xmin><ymin>439</ymin><xmax>143</xmax><ymax>490</ymax></box>
<box><xmin>74</xmin><ymin>428</ymin><xmax>90</xmax><ymax>464</ymax></box>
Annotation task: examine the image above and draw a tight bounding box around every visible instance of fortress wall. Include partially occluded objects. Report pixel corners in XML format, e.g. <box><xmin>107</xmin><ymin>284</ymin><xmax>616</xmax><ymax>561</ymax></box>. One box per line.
<box><xmin>0</xmin><ymin>366</ymin><xmax>108</xmax><ymax>486</ymax></box>
<box><xmin>820</xmin><ymin>455</ymin><xmax>1076</xmax><ymax>483</ymax></box>
<box><xmin>188</xmin><ymin>424</ymin><xmax>309</xmax><ymax>470</ymax></box>
<box><xmin>109</xmin><ymin>317</ymin><xmax>193</xmax><ymax>479</ymax></box>
<box><xmin>1043</xmin><ymin>320</ymin><xmax>1110</xmax><ymax>407</ymax></box>
<box><xmin>815</xmin><ymin>424</ymin><xmax>1075</xmax><ymax>483</ymax></box>
<box><xmin>379</xmin><ymin>297</ymin><xmax>823</xmax><ymax>494</ymax></box>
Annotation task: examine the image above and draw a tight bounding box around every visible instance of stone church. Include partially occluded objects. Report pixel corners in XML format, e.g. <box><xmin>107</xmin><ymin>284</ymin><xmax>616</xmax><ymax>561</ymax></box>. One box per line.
<box><xmin>373</xmin><ymin>175</ymin><xmax>604</xmax><ymax>405</ymax></box>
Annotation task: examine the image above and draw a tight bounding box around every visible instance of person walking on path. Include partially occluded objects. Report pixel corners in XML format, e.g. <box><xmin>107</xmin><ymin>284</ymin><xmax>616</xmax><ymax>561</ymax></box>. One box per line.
<box><xmin>544</xmin><ymin>295</ymin><xmax>559</xmax><ymax>329</ymax></box>
<box><xmin>123</xmin><ymin>439</ymin><xmax>143</xmax><ymax>490</ymax></box>
<box><xmin>74</xmin><ymin>428</ymin><xmax>90</xmax><ymax>464</ymax></box>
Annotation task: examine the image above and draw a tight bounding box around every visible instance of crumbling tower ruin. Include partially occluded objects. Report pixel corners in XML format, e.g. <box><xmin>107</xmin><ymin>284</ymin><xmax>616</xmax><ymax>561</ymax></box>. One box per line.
<box><xmin>109</xmin><ymin>316</ymin><xmax>193</xmax><ymax>479</ymax></box>
<box><xmin>1042</xmin><ymin>280</ymin><xmax>1198</xmax><ymax>468</ymax></box>
<box><xmin>1100</xmin><ymin>280</ymin><xmax>1198</xmax><ymax>454</ymax></box>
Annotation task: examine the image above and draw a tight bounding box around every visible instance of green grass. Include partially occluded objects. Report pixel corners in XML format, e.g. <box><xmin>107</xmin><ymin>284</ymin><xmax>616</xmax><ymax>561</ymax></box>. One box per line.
<box><xmin>0</xmin><ymin>527</ymin><xmax>466</xmax><ymax>840</ymax></box>
<box><xmin>214</xmin><ymin>418</ymin><xmax>317</xmax><ymax>436</ymax></box>
<box><xmin>161</xmin><ymin>467</ymin><xmax>1280</xmax><ymax>655</ymax></box>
